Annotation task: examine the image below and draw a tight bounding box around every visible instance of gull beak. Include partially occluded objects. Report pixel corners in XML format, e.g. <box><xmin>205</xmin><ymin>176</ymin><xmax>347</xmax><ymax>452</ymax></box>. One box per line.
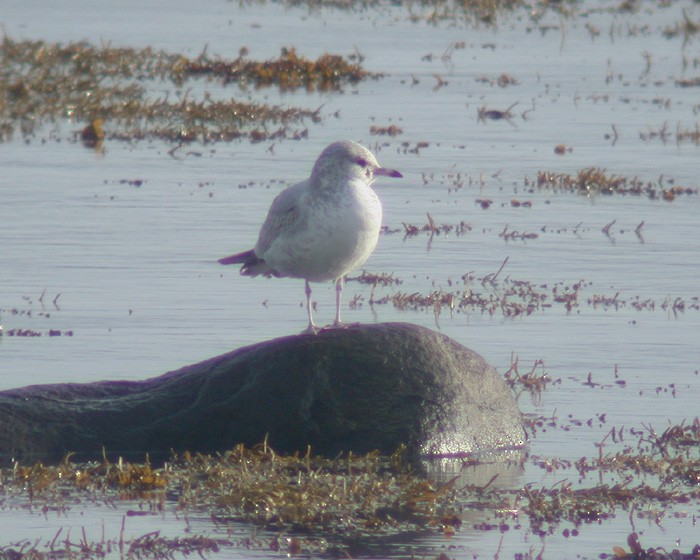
<box><xmin>375</xmin><ymin>167</ymin><xmax>403</xmax><ymax>179</ymax></box>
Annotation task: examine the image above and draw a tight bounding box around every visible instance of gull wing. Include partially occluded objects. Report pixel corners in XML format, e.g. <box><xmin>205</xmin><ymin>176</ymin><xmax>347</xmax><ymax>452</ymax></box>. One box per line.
<box><xmin>254</xmin><ymin>179</ymin><xmax>309</xmax><ymax>256</ymax></box>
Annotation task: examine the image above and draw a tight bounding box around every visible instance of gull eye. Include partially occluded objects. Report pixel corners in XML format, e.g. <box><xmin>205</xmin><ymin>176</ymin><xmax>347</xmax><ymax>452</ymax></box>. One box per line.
<box><xmin>355</xmin><ymin>157</ymin><xmax>368</xmax><ymax>168</ymax></box>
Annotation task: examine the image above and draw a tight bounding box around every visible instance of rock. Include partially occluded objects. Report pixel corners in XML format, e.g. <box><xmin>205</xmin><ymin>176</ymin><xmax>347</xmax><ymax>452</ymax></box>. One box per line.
<box><xmin>0</xmin><ymin>323</ymin><xmax>524</xmax><ymax>465</ymax></box>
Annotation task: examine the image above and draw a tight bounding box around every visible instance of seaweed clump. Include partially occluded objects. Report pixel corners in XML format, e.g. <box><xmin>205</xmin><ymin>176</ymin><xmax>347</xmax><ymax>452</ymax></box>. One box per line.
<box><xmin>1</xmin><ymin>443</ymin><xmax>459</xmax><ymax>544</ymax></box>
<box><xmin>0</xmin><ymin>411</ymin><xmax>698</xmax><ymax>558</ymax></box>
<box><xmin>530</xmin><ymin>168</ymin><xmax>698</xmax><ymax>200</ymax></box>
<box><xmin>349</xmin><ymin>257</ymin><xmax>699</xmax><ymax>320</ymax></box>
<box><xmin>180</xmin><ymin>46</ymin><xmax>376</xmax><ymax>92</ymax></box>
<box><xmin>177</xmin><ymin>444</ymin><xmax>459</xmax><ymax>538</ymax></box>
<box><xmin>516</xmin><ymin>418</ymin><xmax>700</xmax><ymax>536</ymax></box>
<box><xmin>0</xmin><ymin>37</ymin><xmax>377</xmax><ymax>145</ymax></box>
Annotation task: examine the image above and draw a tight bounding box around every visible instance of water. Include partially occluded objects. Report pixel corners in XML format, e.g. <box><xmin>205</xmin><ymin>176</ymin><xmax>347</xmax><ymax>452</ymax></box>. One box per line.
<box><xmin>1</xmin><ymin>0</ymin><xmax>699</xmax><ymax>557</ymax></box>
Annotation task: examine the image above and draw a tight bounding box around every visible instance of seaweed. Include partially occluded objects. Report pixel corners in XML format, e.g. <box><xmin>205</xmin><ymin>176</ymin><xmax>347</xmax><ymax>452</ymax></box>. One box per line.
<box><xmin>0</xmin><ymin>37</ymin><xmax>376</xmax><ymax>146</ymax></box>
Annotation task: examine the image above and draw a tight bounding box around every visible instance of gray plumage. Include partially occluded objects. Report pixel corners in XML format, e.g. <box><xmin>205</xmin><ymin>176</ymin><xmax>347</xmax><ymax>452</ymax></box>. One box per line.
<box><xmin>219</xmin><ymin>140</ymin><xmax>402</xmax><ymax>332</ymax></box>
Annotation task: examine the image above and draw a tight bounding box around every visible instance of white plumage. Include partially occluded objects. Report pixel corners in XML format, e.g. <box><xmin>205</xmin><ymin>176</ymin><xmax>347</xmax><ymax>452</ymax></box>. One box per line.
<box><xmin>219</xmin><ymin>140</ymin><xmax>402</xmax><ymax>332</ymax></box>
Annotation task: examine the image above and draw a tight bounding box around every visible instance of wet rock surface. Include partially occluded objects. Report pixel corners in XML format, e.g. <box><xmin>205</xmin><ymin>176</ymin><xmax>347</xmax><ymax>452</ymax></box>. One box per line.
<box><xmin>0</xmin><ymin>323</ymin><xmax>524</xmax><ymax>465</ymax></box>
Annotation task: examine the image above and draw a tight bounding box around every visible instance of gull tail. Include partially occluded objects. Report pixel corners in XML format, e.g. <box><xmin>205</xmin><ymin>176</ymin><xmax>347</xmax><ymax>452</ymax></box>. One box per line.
<box><xmin>218</xmin><ymin>250</ymin><xmax>255</xmax><ymax>265</ymax></box>
<box><xmin>218</xmin><ymin>250</ymin><xmax>274</xmax><ymax>277</ymax></box>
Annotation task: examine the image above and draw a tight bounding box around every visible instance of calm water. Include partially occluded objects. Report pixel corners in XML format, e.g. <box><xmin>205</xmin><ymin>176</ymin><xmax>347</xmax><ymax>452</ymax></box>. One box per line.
<box><xmin>1</xmin><ymin>0</ymin><xmax>699</xmax><ymax>557</ymax></box>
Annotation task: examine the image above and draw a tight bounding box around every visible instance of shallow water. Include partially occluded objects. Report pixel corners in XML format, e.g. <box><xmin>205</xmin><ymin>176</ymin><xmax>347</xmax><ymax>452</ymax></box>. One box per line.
<box><xmin>1</xmin><ymin>0</ymin><xmax>699</xmax><ymax>558</ymax></box>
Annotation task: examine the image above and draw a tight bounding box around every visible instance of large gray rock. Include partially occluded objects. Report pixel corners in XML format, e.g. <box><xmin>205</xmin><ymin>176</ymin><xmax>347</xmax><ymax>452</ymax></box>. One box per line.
<box><xmin>0</xmin><ymin>323</ymin><xmax>524</xmax><ymax>465</ymax></box>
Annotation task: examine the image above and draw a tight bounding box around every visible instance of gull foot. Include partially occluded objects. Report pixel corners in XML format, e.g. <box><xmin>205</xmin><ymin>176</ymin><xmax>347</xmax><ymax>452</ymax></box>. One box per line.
<box><xmin>300</xmin><ymin>324</ymin><xmax>321</xmax><ymax>335</ymax></box>
<box><xmin>322</xmin><ymin>321</ymin><xmax>360</xmax><ymax>331</ymax></box>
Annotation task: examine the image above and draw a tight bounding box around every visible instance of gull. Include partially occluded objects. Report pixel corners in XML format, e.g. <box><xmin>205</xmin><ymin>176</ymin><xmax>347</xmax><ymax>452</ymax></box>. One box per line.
<box><xmin>218</xmin><ymin>140</ymin><xmax>402</xmax><ymax>333</ymax></box>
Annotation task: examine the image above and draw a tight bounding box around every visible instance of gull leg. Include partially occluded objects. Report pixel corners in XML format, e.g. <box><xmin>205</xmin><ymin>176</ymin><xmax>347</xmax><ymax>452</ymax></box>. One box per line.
<box><xmin>332</xmin><ymin>276</ymin><xmax>344</xmax><ymax>327</ymax></box>
<box><xmin>302</xmin><ymin>280</ymin><xmax>319</xmax><ymax>334</ymax></box>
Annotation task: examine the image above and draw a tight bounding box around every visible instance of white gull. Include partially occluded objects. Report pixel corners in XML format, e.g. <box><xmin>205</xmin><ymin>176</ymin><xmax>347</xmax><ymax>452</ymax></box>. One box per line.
<box><xmin>218</xmin><ymin>140</ymin><xmax>402</xmax><ymax>333</ymax></box>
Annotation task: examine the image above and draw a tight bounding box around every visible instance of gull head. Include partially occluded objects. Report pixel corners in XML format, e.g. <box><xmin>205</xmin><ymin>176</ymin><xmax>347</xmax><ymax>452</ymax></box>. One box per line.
<box><xmin>310</xmin><ymin>140</ymin><xmax>402</xmax><ymax>189</ymax></box>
